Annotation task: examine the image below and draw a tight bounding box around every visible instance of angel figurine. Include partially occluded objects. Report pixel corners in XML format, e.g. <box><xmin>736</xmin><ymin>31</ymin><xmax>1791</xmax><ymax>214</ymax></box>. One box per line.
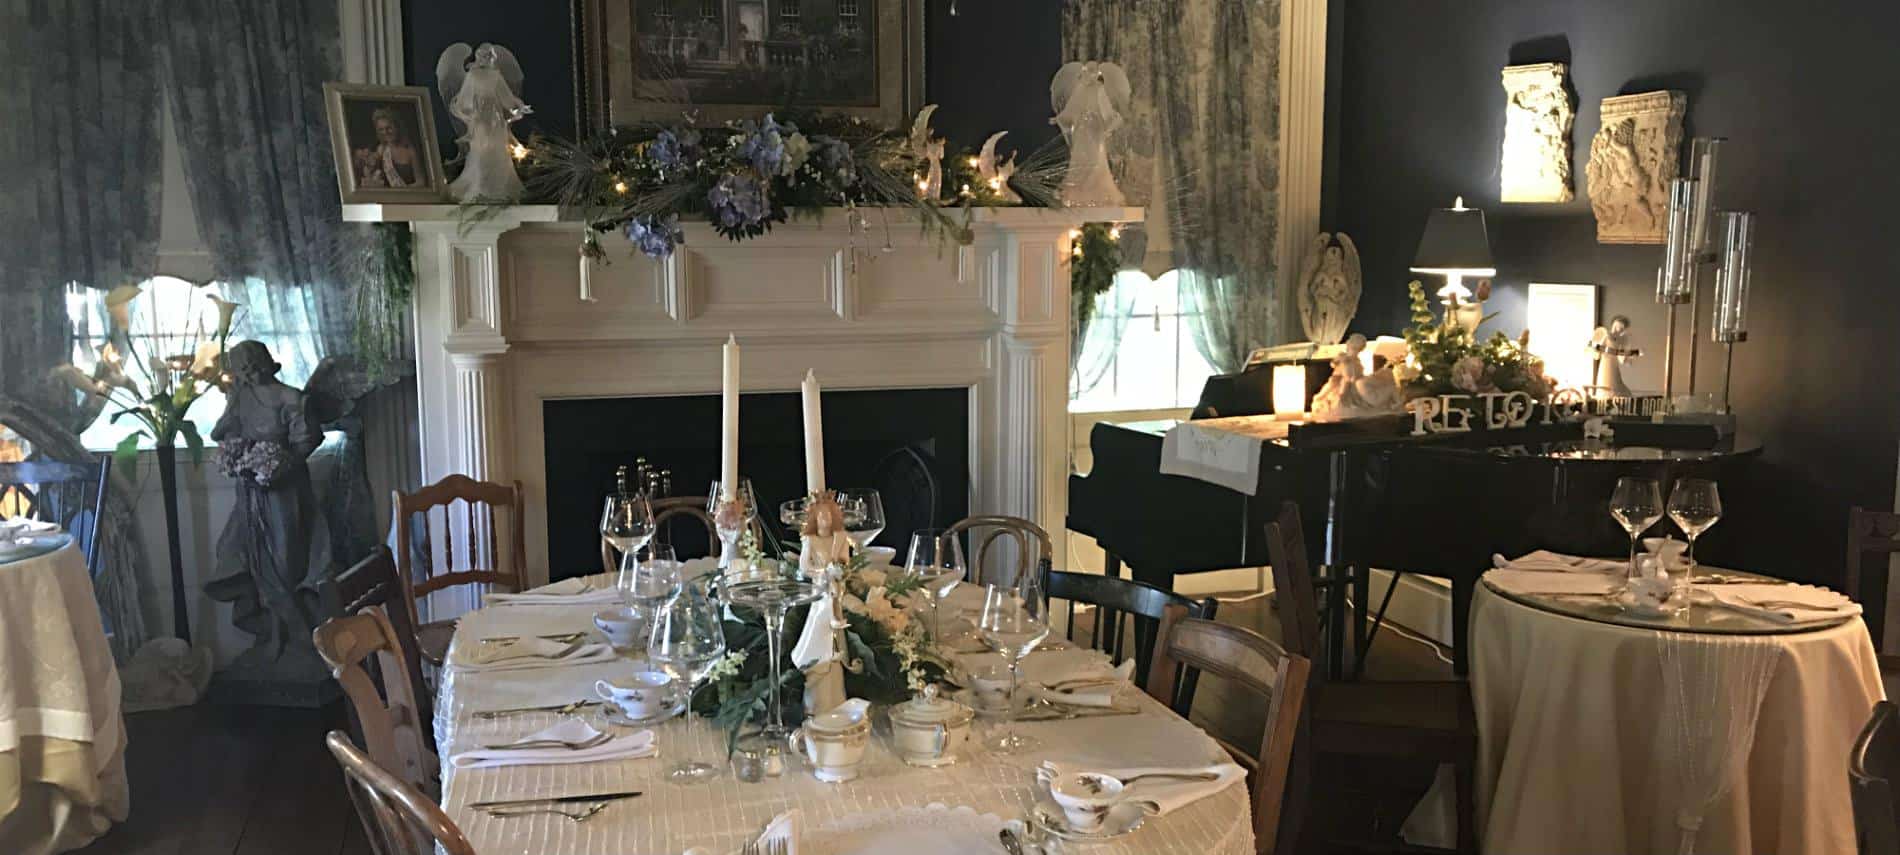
<box><xmin>909</xmin><ymin>104</ymin><xmax>946</xmax><ymax>200</ymax></box>
<box><xmin>975</xmin><ymin>131</ymin><xmax>1020</xmax><ymax>203</ymax></box>
<box><xmin>436</xmin><ymin>42</ymin><xmax>531</xmax><ymax>203</ymax></box>
<box><xmin>1051</xmin><ymin>61</ymin><xmax>1129</xmax><ymax>207</ymax></box>
<box><xmin>1589</xmin><ymin>315</ymin><xmax>1641</xmax><ymax>398</ymax></box>
<box><xmin>1296</xmin><ymin>232</ymin><xmax>1362</xmax><ymax>344</ymax></box>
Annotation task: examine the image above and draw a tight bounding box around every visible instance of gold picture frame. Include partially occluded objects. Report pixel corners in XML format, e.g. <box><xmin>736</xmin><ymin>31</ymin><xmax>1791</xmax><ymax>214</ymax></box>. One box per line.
<box><xmin>322</xmin><ymin>82</ymin><xmax>450</xmax><ymax>204</ymax></box>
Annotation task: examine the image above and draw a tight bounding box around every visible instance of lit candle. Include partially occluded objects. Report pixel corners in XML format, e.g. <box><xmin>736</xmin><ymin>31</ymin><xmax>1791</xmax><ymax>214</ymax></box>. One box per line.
<box><xmin>801</xmin><ymin>369</ymin><xmax>826</xmax><ymax>495</ymax></box>
<box><xmin>720</xmin><ymin>335</ymin><xmax>740</xmax><ymax>499</ymax></box>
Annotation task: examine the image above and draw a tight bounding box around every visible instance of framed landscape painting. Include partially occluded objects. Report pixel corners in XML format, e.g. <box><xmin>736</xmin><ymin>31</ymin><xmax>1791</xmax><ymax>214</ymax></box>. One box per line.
<box><xmin>577</xmin><ymin>0</ymin><xmax>924</xmax><ymax>130</ymax></box>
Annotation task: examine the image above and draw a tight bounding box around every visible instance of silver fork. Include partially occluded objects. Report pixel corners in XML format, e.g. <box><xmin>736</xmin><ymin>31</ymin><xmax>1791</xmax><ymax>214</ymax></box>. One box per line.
<box><xmin>740</xmin><ymin>841</ymin><xmax>761</xmax><ymax>855</ymax></box>
<box><xmin>483</xmin><ymin>731</ymin><xmax>612</xmax><ymax>751</ymax></box>
<box><xmin>483</xmin><ymin>802</ymin><xmax>609</xmax><ymax>822</ymax></box>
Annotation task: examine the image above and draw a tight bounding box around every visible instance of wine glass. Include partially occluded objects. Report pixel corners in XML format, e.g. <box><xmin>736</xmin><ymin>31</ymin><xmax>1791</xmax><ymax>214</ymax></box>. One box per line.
<box><xmin>838</xmin><ymin>488</ymin><xmax>886</xmax><ymax>551</ymax></box>
<box><xmin>602</xmin><ymin>491</ymin><xmax>654</xmax><ymax>598</ymax></box>
<box><xmin>906</xmin><ymin>530</ymin><xmax>967</xmax><ymax>642</ymax></box>
<box><xmin>1667</xmin><ymin>478</ymin><xmax>1723</xmax><ymax>585</ymax></box>
<box><xmin>1609</xmin><ymin>477</ymin><xmax>1664</xmax><ymax>581</ymax></box>
<box><xmin>977</xmin><ymin>565</ymin><xmax>1050</xmax><ymax>754</ymax></box>
<box><xmin>648</xmin><ymin>577</ymin><xmax>728</xmax><ymax>783</ymax></box>
<box><xmin>619</xmin><ymin>543</ymin><xmax>681</xmax><ymax>649</ymax></box>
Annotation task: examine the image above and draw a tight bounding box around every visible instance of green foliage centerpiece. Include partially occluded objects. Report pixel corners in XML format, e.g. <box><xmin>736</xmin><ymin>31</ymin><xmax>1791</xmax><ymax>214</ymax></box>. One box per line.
<box><xmin>1396</xmin><ymin>280</ymin><xmax>1552</xmax><ymax>401</ymax></box>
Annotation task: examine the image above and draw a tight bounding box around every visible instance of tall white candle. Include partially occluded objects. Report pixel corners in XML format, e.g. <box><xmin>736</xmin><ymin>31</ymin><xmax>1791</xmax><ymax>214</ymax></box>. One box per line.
<box><xmin>801</xmin><ymin>369</ymin><xmax>825</xmax><ymax>494</ymax></box>
<box><xmin>720</xmin><ymin>335</ymin><xmax>740</xmax><ymax>498</ymax></box>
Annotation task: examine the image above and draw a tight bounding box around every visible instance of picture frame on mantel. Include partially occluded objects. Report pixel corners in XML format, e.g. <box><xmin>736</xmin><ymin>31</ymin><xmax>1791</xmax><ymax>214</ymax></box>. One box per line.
<box><xmin>322</xmin><ymin>82</ymin><xmax>449</xmax><ymax>204</ymax></box>
<box><xmin>575</xmin><ymin>0</ymin><xmax>925</xmax><ymax>132</ymax></box>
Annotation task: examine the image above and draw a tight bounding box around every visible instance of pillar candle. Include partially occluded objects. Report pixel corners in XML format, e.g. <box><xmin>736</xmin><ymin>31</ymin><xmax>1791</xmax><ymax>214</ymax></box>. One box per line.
<box><xmin>720</xmin><ymin>335</ymin><xmax>740</xmax><ymax>498</ymax></box>
<box><xmin>801</xmin><ymin>369</ymin><xmax>825</xmax><ymax>494</ymax></box>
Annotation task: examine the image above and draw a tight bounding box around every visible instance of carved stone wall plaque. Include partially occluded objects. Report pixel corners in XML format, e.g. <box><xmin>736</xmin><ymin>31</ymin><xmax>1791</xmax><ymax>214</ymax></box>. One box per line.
<box><xmin>1500</xmin><ymin>63</ymin><xmax>1575</xmax><ymax>203</ymax></box>
<box><xmin>1586</xmin><ymin>90</ymin><xmax>1687</xmax><ymax>244</ymax></box>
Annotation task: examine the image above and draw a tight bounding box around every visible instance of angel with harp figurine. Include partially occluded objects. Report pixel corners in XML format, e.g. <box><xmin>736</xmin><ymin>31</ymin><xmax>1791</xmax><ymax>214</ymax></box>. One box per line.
<box><xmin>436</xmin><ymin>42</ymin><xmax>531</xmax><ymax>203</ymax></box>
<box><xmin>1296</xmin><ymin>232</ymin><xmax>1363</xmax><ymax>345</ymax></box>
<box><xmin>1051</xmin><ymin>61</ymin><xmax>1130</xmax><ymax>207</ymax></box>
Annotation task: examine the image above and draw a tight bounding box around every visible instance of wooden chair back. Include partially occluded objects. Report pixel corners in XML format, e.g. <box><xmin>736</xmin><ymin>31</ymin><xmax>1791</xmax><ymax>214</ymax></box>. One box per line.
<box><xmin>1047</xmin><ymin>570</ymin><xmax>1216</xmax><ymax>706</ymax></box>
<box><xmin>1848</xmin><ymin>507</ymin><xmax>1900</xmax><ymax>652</ymax></box>
<box><xmin>326</xmin><ymin>730</ymin><xmax>475</xmax><ymax>855</ymax></box>
<box><xmin>945</xmin><ymin>514</ymin><xmax>1052</xmax><ymax>589</ymax></box>
<box><xmin>1144</xmin><ymin>604</ymin><xmax>1311</xmax><ymax>855</ymax></box>
<box><xmin>0</xmin><ymin>456</ymin><xmax>111</xmax><ymax>577</ymax></box>
<box><xmin>1265</xmin><ymin>501</ymin><xmax>1324</xmax><ymax>662</ymax></box>
<box><xmin>332</xmin><ymin>546</ymin><xmax>435</xmax><ymax>750</ymax></box>
<box><xmin>600</xmin><ymin>495</ymin><xmax>720</xmax><ymax>574</ymax></box>
<box><xmin>313</xmin><ymin>609</ymin><xmax>435</xmax><ymax>795</ymax></box>
<box><xmin>1854</xmin><ymin>701</ymin><xmax>1900</xmax><ymax>855</ymax></box>
<box><xmin>392</xmin><ymin>474</ymin><xmax>524</xmax><ymax>614</ymax></box>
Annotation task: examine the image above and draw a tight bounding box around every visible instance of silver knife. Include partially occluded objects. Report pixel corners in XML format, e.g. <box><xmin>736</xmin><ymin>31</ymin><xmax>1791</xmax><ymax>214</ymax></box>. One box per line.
<box><xmin>1016</xmin><ymin>705</ymin><xmax>1142</xmax><ymax>722</ymax></box>
<box><xmin>469</xmin><ymin>790</ymin><xmax>643</xmax><ymax>809</ymax></box>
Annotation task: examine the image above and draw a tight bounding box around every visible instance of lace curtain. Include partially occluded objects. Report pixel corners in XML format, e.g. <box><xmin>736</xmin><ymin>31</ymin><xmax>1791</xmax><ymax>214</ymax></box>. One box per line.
<box><xmin>1063</xmin><ymin>0</ymin><xmax>1282</xmax><ymax>375</ymax></box>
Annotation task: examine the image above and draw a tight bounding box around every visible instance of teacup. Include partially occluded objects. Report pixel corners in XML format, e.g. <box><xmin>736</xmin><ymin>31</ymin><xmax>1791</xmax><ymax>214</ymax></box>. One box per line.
<box><xmin>594</xmin><ymin>671</ymin><xmax>673</xmax><ymax>719</ymax></box>
<box><xmin>593</xmin><ymin>606</ymin><xmax>644</xmax><ymax>651</ymax></box>
<box><xmin>788</xmin><ymin>699</ymin><xmax>871</xmax><ymax>783</ymax></box>
<box><xmin>1048</xmin><ymin>770</ymin><xmax>1127</xmax><ymax>832</ymax></box>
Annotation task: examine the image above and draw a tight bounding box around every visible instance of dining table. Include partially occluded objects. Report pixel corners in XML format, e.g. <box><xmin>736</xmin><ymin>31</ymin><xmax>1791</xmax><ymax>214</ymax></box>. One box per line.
<box><xmin>0</xmin><ymin>535</ymin><xmax>129</xmax><ymax>855</ymax></box>
<box><xmin>434</xmin><ymin>563</ymin><xmax>1257</xmax><ymax>854</ymax></box>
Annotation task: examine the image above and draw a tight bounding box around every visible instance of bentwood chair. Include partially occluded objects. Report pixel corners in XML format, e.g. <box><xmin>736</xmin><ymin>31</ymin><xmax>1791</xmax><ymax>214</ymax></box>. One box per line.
<box><xmin>1267</xmin><ymin>501</ymin><xmax>1477</xmax><ymax>854</ymax></box>
<box><xmin>326</xmin><ymin>730</ymin><xmax>476</xmax><ymax>855</ymax></box>
<box><xmin>945</xmin><ymin>514</ymin><xmax>1053</xmax><ymax>589</ymax></box>
<box><xmin>333</xmin><ymin>546</ymin><xmax>435</xmax><ymax>748</ymax></box>
<box><xmin>0</xmin><ymin>456</ymin><xmax>112</xmax><ymax>578</ymax></box>
<box><xmin>1847</xmin><ymin>507</ymin><xmax>1900</xmax><ymax>655</ymax></box>
<box><xmin>314</xmin><ymin>609</ymin><xmax>438</xmax><ymax>797</ymax></box>
<box><xmin>1144</xmin><ymin>604</ymin><xmax>1310</xmax><ymax>855</ymax></box>
<box><xmin>1046</xmin><ymin>570</ymin><xmax>1216</xmax><ymax>704</ymax></box>
<box><xmin>1853</xmin><ymin>701</ymin><xmax>1900</xmax><ymax>855</ymax></box>
<box><xmin>391</xmin><ymin>475</ymin><xmax>526</xmax><ymax>664</ymax></box>
<box><xmin>600</xmin><ymin>495</ymin><xmax>721</xmax><ymax>574</ymax></box>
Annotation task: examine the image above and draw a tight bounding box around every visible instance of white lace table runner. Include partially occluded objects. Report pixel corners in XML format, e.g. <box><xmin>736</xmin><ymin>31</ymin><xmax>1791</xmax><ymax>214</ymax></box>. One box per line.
<box><xmin>1657</xmin><ymin>631</ymin><xmax>1782</xmax><ymax>855</ymax></box>
<box><xmin>1159</xmin><ymin>417</ymin><xmax>1290</xmax><ymax>495</ymax></box>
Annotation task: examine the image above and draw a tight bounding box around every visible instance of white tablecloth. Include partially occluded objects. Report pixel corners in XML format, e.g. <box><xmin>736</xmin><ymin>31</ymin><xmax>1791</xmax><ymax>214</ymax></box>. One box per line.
<box><xmin>435</xmin><ymin>574</ymin><xmax>1256</xmax><ymax>854</ymax></box>
<box><xmin>1466</xmin><ymin>582</ymin><xmax>1883</xmax><ymax>855</ymax></box>
<box><xmin>0</xmin><ymin>539</ymin><xmax>129</xmax><ymax>854</ymax></box>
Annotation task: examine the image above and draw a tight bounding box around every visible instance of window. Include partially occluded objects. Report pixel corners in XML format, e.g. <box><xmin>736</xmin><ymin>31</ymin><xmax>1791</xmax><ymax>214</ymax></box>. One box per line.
<box><xmin>780</xmin><ymin>0</ymin><xmax>800</xmax><ymax>20</ymax></box>
<box><xmin>838</xmin><ymin>0</ymin><xmax>859</xmax><ymax>19</ymax></box>
<box><xmin>1068</xmin><ymin>270</ymin><xmax>1219</xmax><ymax>413</ymax></box>
<box><xmin>656</xmin><ymin>3</ymin><xmax>673</xmax><ymax>19</ymax></box>
<box><xmin>700</xmin><ymin>0</ymin><xmax>719</xmax><ymax>18</ymax></box>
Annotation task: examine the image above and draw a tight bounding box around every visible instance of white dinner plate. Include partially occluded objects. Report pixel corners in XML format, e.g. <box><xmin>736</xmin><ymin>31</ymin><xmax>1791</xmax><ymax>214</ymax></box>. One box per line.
<box><xmin>804</xmin><ymin>804</ymin><xmax>1008</xmax><ymax>855</ymax></box>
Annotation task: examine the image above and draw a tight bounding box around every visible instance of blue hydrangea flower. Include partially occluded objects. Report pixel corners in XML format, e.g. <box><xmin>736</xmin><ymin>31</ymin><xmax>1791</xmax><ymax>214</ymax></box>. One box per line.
<box><xmin>648</xmin><ymin>128</ymin><xmax>701</xmax><ymax>171</ymax></box>
<box><xmin>625</xmin><ymin>214</ymin><xmax>686</xmax><ymax>258</ymax></box>
<box><xmin>737</xmin><ymin>113</ymin><xmax>787</xmax><ymax>178</ymax></box>
<box><xmin>707</xmin><ymin>172</ymin><xmax>770</xmax><ymax>231</ymax></box>
<box><xmin>811</xmin><ymin>135</ymin><xmax>856</xmax><ymax>184</ymax></box>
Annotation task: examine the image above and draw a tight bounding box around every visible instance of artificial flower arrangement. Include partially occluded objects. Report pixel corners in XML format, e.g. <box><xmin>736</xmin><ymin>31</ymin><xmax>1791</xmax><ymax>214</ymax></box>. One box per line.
<box><xmin>695</xmin><ymin>528</ymin><xmax>951</xmax><ymax>748</ymax></box>
<box><xmin>1395</xmin><ymin>280</ymin><xmax>1552</xmax><ymax>401</ymax></box>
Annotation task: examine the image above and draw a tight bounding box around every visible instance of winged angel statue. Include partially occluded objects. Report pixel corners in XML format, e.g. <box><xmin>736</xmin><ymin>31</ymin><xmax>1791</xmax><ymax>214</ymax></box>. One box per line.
<box><xmin>1296</xmin><ymin>232</ymin><xmax>1362</xmax><ymax>345</ymax></box>
<box><xmin>1051</xmin><ymin>61</ymin><xmax>1130</xmax><ymax>207</ymax></box>
<box><xmin>436</xmin><ymin>43</ymin><xmax>531</xmax><ymax>203</ymax></box>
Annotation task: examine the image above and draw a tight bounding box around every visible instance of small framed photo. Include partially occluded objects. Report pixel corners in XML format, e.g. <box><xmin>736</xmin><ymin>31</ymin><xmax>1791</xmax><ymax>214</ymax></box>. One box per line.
<box><xmin>322</xmin><ymin>82</ymin><xmax>448</xmax><ymax>203</ymax></box>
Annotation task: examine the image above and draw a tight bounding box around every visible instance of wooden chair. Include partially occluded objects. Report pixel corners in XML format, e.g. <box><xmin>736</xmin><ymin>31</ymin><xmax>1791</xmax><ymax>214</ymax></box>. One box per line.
<box><xmin>945</xmin><ymin>514</ymin><xmax>1052</xmax><ymax>589</ymax></box>
<box><xmin>1266</xmin><ymin>500</ymin><xmax>1476</xmax><ymax>854</ymax></box>
<box><xmin>1847</xmin><ymin>507</ymin><xmax>1900</xmax><ymax>655</ymax></box>
<box><xmin>326</xmin><ymin>730</ymin><xmax>475</xmax><ymax>855</ymax></box>
<box><xmin>1853</xmin><ymin>700</ymin><xmax>1900</xmax><ymax>855</ymax></box>
<box><xmin>333</xmin><ymin>546</ymin><xmax>435</xmax><ymax>750</ymax></box>
<box><xmin>0</xmin><ymin>456</ymin><xmax>112</xmax><ymax>578</ymax></box>
<box><xmin>313</xmin><ymin>609</ymin><xmax>437</xmax><ymax>796</ymax></box>
<box><xmin>1144</xmin><ymin>604</ymin><xmax>1310</xmax><ymax>855</ymax></box>
<box><xmin>1047</xmin><ymin>570</ymin><xmax>1216</xmax><ymax>705</ymax></box>
<box><xmin>599</xmin><ymin>495</ymin><xmax>721</xmax><ymax>574</ymax></box>
<box><xmin>391</xmin><ymin>475</ymin><xmax>526</xmax><ymax>664</ymax></box>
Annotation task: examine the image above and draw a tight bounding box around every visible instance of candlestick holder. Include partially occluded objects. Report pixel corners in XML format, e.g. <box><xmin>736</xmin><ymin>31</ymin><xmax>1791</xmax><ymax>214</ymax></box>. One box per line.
<box><xmin>720</xmin><ymin>552</ymin><xmax>823</xmax><ymax>743</ymax></box>
<box><xmin>707</xmin><ymin>478</ymin><xmax>755</xmax><ymax>574</ymax></box>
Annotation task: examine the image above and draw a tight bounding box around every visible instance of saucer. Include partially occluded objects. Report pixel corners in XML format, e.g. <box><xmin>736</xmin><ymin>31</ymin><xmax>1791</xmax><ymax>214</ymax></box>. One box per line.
<box><xmin>592</xmin><ymin>696</ymin><xmax>686</xmax><ymax>728</ymax></box>
<box><xmin>1030</xmin><ymin>793</ymin><xmax>1145</xmax><ymax>841</ymax></box>
<box><xmin>1612</xmin><ymin>588</ymin><xmax>1690</xmax><ymax>618</ymax></box>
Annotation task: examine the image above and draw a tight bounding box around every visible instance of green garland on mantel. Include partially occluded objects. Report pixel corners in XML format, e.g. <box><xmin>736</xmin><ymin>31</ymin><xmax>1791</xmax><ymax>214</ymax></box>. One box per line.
<box><xmin>1070</xmin><ymin>221</ymin><xmax>1124</xmax><ymax>331</ymax></box>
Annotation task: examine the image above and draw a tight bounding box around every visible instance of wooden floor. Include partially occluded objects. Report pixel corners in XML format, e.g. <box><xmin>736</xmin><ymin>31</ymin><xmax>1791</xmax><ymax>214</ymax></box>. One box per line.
<box><xmin>72</xmin><ymin>590</ymin><xmax>1452</xmax><ymax>855</ymax></box>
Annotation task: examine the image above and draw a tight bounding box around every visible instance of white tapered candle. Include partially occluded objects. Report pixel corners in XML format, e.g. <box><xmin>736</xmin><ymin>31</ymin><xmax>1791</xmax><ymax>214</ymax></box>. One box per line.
<box><xmin>720</xmin><ymin>335</ymin><xmax>740</xmax><ymax>499</ymax></box>
<box><xmin>801</xmin><ymin>369</ymin><xmax>825</xmax><ymax>494</ymax></box>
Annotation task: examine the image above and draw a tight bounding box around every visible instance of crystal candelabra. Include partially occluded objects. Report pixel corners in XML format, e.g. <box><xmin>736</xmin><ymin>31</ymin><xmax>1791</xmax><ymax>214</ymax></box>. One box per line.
<box><xmin>1711</xmin><ymin>211</ymin><xmax>1755</xmax><ymax>413</ymax></box>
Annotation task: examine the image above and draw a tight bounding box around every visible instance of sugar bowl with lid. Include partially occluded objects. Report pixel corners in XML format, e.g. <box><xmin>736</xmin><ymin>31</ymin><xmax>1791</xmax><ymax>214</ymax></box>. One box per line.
<box><xmin>888</xmin><ymin>684</ymin><xmax>976</xmax><ymax>767</ymax></box>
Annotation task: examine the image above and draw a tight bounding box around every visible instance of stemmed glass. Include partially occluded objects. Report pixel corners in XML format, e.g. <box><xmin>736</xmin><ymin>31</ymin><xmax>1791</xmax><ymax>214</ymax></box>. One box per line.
<box><xmin>721</xmin><ymin>558</ymin><xmax>823</xmax><ymax>742</ymax></box>
<box><xmin>1667</xmin><ymin>478</ymin><xmax>1723</xmax><ymax>585</ymax></box>
<box><xmin>1609</xmin><ymin>477</ymin><xmax>1664</xmax><ymax>581</ymax></box>
<box><xmin>602</xmin><ymin>491</ymin><xmax>654</xmax><ymax>599</ymax></box>
<box><xmin>838</xmin><ymin>488</ymin><xmax>886</xmax><ymax>551</ymax></box>
<box><xmin>905</xmin><ymin>530</ymin><xmax>967</xmax><ymax>642</ymax></box>
<box><xmin>708</xmin><ymin>478</ymin><xmax>755</xmax><ymax>573</ymax></box>
<box><xmin>648</xmin><ymin>576</ymin><xmax>727</xmax><ymax>783</ymax></box>
<box><xmin>977</xmin><ymin>563</ymin><xmax>1050</xmax><ymax>754</ymax></box>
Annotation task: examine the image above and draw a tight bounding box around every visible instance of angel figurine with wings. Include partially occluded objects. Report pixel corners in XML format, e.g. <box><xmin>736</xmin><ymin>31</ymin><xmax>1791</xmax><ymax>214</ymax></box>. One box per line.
<box><xmin>1296</xmin><ymin>232</ymin><xmax>1362</xmax><ymax>344</ymax></box>
<box><xmin>909</xmin><ymin>104</ymin><xmax>946</xmax><ymax>201</ymax></box>
<box><xmin>436</xmin><ymin>43</ymin><xmax>531</xmax><ymax>203</ymax></box>
<box><xmin>1051</xmin><ymin>61</ymin><xmax>1129</xmax><ymax>207</ymax></box>
<box><xmin>975</xmin><ymin>131</ymin><xmax>1020</xmax><ymax>203</ymax></box>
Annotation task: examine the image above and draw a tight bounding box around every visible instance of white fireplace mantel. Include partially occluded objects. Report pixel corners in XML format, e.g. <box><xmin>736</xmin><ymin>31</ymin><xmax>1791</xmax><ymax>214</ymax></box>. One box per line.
<box><xmin>348</xmin><ymin>204</ymin><xmax>1142</xmax><ymax>587</ymax></box>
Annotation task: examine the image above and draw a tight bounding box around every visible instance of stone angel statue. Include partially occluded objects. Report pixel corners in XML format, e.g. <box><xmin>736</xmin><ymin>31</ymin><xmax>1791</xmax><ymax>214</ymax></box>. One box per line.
<box><xmin>1296</xmin><ymin>232</ymin><xmax>1362</xmax><ymax>344</ymax></box>
<box><xmin>436</xmin><ymin>42</ymin><xmax>531</xmax><ymax>203</ymax></box>
<box><xmin>1051</xmin><ymin>60</ymin><xmax>1130</xmax><ymax>207</ymax></box>
<box><xmin>908</xmin><ymin>104</ymin><xmax>946</xmax><ymax>201</ymax></box>
<box><xmin>976</xmin><ymin>131</ymin><xmax>1020</xmax><ymax>203</ymax></box>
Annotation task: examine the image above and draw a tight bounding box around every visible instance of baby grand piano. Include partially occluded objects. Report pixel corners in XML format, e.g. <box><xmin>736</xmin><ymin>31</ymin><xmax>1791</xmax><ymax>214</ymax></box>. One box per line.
<box><xmin>1068</xmin><ymin>366</ymin><xmax>1762</xmax><ymax>676</ymax></box>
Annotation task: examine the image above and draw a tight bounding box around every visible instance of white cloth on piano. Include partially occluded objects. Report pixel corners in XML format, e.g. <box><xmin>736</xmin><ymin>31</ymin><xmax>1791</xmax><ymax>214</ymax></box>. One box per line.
<box><xmin>1158</xmin><ymin>417</ymin><xmax>1290</xmax><ymax>495</ymax></box>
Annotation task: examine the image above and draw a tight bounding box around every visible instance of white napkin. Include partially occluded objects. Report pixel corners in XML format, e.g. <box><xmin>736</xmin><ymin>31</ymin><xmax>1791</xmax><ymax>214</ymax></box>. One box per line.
<box><xmin>484</xmin><ymin>577</ymin><xmax>623</xmax><ymax>606</ymax></box>
<box><xmin>449</xmin><ymin>640</ymin><xmax>619</xmax><ymax>672</ymax></box>
<box><xmin>1491</xmin><ymin>550</ymin><xmax>1623</xmax><ymax>574</ymax></box>
<box><xmin>1038</xmin><ymin>761</ymin><xmax>1246</xmax><ymax>816</ymax></box>
<box><xmin>1705</xmin><ymin>583</ymin><xmax>1861</xmax><ymax>624</ymax></box>
<box><xmin>1483</xmin><ymin>568</ymin><xmax>1621</xmax><ymax>597</ymax></box>
<box><xmin>1032</xmin><ymin>659</ymin><xmax>1136</xmax><ymax>708</ymax></box>
<box><xmin>3</xmin><ymin>517</ymin><xmax>60</xmax><ymax>534</ymax></box>
<box><xmin>448</xmin><ymin>719</ymin><xmax>657</xmax><ymax>769</ymax></box>
<box><xmin>755</xmin><ymin>809</ymin><xmax>801</xmax><ymax>855</ymax></box>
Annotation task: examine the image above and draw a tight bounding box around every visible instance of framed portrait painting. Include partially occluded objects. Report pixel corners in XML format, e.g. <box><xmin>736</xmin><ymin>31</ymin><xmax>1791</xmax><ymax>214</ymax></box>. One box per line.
<box><xmin>577</xmin><ymin>0</ymin><xmax>924</xmax><ymax>130</ymax></box>
<box><xmin>322</xmin><ymin>83</ymin><xmax>449</xmax><ymax>203</ymax></box>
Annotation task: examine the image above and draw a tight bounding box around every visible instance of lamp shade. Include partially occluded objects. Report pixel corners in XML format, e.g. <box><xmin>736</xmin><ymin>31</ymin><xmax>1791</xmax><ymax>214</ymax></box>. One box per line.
<box><xmin>1410</xmin><ymin>197</ymin><xmax>1497</xmax><ymax>276</ymax></box>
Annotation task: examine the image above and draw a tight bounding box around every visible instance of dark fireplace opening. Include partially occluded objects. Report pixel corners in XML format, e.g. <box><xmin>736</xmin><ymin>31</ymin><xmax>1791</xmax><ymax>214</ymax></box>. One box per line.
<box><xmin>542</xmin><ymin>387</ymin><xmax>970</xmax><ymax>580</ymax></box>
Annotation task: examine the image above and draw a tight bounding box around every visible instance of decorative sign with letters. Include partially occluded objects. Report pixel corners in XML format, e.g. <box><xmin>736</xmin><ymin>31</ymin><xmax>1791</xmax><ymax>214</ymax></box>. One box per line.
<box><xmin>1406</xmin><ymin>389</ymin><xmax>1658</xmax><ymax>436</ymax></box>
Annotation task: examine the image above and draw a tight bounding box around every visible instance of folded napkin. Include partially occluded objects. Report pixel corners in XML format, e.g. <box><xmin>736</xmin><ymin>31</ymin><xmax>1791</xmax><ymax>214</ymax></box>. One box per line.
<box><xmin>2</xmin><ymin>517</ymin><xmax>61</xmax><ymax>534</ymax></box>
<box><xmin>1032</xmin><ymin>659</ymin><xmax>1136</xmax><ymax>708</ymax></box>
<box><xmin>1038</xmin><ymin>761</ymin><xmax>1246</xmax><ymax>816</ymax></box>
<box><xmin>1705</xmin><ymin>583</ymin><xmax>1861</xmax><ymax>624</ymax></box>
<box><xmin>1491</xmin><ymin>550</ymin><xmax>1624</xmax><ymax>574</ymax></box>
<box><xmin>485</xmin><ymin>577</ymin><xmax>623</xmax><ymax>607</ymax></box>
<box><xmin>449</xmin><ymin>719</ymin><xmax>656</xmax><ymax>769</ymax></box>
<box><xmin>753</xmin><ymin>809</ymin><xmax>801</xmax><ymax>855</ymax></box>
<box><xmin>1483</xmin><ymin>568</ymin><xmax>1621</xmax><ymax>597</ymax></box>
<box><xmin>449</xmin><ymin>639</ymin><xmax>619</xmax><ymax>672</ymax></box>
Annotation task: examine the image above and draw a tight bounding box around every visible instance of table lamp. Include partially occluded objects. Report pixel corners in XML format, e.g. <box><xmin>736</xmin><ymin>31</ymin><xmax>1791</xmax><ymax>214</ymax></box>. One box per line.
<box><xmin>1410</xmin><ymin>197</ymin><xmax>1497</xmax><ymax>328</ymax></box>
